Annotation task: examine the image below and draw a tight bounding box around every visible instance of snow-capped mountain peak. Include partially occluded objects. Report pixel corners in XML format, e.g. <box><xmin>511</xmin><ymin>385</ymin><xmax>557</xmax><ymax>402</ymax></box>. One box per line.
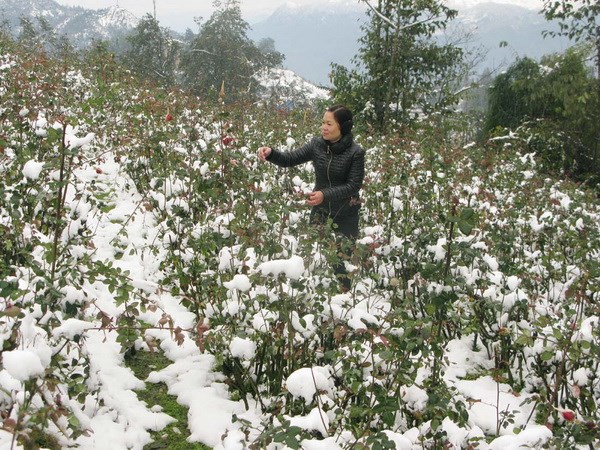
<box><xmin>275</xmin><ymin>0</ymin><xmax>365</xmax><ymax>15</ymax></box>
<box><xmin>97</xmin><ymin>5</ymin><xmax>139</xmax><ymax>30</ymax></box>
<box><xmin>0</xmin><ymin>0</ymin><xmax>139</xmax><ymax>49</ymax></box>
<box><xmin>446</xmin><ymin>0</ymin><xmax>543</xmax><ymax>11</ymax></box>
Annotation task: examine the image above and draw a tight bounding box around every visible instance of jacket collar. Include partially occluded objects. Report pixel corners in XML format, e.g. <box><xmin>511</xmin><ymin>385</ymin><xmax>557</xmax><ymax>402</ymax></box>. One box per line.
<box><xmin>323</xmin><ymin>133</ymin><xmax>353</xmax><ymax>155</ymax></box>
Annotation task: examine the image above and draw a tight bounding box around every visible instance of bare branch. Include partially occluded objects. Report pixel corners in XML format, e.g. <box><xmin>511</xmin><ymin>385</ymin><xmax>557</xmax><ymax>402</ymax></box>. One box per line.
<box><xmin>191</xmin><ymin>48</ymin><xmax>218</xmax><ymax>56</ymax></box>
<box><xmin>362</xmin><ymin>0</ymin><xmax>397</xmax><ymax>29</ymax></box>
<box><xmin>361</xmin><ymin>0</ymin><xmax>438</xmax><ymax>32</ymax></box>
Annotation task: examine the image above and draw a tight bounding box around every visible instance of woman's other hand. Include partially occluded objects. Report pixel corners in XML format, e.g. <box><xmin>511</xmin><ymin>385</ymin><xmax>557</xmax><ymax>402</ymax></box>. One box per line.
<box><xmin>258</xmin><ymin>146</ymin><xmax>272</xmax><ymax>161</ymax></box>
<box><xmin>307</xmin><ymin>191</ymin><xmax>324</xmax><ymax>206</ymax></box>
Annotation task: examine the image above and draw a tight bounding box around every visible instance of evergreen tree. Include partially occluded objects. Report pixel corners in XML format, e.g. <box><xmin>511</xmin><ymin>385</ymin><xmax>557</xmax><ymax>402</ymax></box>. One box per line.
<box><xmin>180</xmin><ymin>0</ymin><xmax>283</xmax><ymax>103</ymax></box>
<box><xmin>17</xmin><ymin>16</ymin><xmax>74</xmax><ymax>60</ymax></box>
<box><xmin>124</xmin><ymin>14</ymin><xmax>181</xmax><ymax>86</ymax></box>
<box><xmin>330</xmin><ymin>0</ymin><xmax>464</xmax><ymax>129</ymax></box>
<box><xmin>484</xmin><ymin>58</ymin><xmax>542</xmax><ymax>132</ymax></box>
<box><xmin>18</xmin><ymin>16</ymin><xmax>41</xmax><ymax>48</ymax></box>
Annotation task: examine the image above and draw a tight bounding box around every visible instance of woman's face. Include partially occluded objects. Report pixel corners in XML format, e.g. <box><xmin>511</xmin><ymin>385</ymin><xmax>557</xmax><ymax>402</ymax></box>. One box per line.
<box><xmin>321</xmin><ymin>111</ymin><xmax>342</xmax><ymax>142</ymax></box>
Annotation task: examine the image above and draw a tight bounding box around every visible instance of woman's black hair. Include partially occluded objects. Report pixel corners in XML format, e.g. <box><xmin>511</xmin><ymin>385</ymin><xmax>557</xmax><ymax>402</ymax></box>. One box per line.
<box><xmin>327</xmin><ymin>104</ymin><xmax>353</xmax><ymax>135</ymax></box>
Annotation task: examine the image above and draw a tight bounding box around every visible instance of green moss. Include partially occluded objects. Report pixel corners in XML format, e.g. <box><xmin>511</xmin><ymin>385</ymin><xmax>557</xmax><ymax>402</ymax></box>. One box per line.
<box><xmin>24</xmin><ymin>428</ymin><xmax>61</xmax><ymax>450</ymax></box>
<box><xmin>127</xmin><ymin>350</ymin><xmax>211</xmax><ymax>450</ymax></box>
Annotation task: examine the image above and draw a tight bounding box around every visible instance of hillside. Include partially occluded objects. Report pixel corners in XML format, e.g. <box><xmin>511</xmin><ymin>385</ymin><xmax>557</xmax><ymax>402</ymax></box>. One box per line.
<box><xmin>448</xmin><ymin>2</ymin><xmax>570</xmax><ymax>69</ymax></box>
<box><xmin>0</xmin><ymin>0</ymin><xmax>138</xmax><ymax>49</ymax></box>
<box><xmin>0</xmin><ymin>35</ymin><xmax>599</xmax><ymax>449</ymax></box>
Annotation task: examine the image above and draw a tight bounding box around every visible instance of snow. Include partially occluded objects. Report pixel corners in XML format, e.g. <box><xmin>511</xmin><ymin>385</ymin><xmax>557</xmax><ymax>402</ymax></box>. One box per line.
<box><xmin>400</xmin><ymin>384</ymin><xmax>429</xmax><ymax>412</ymax></box>
<box><xmin>66</xmin><ymin>131</ymin><xmax>95</xmax><ymax>149</ymax></box>
<box><xmin>487</xmin><ymin>425</ymin><xmax>553</xmax><ymax>449</ymax></box>
<box><xmin>52</xmin><ymin>318</ymin><xmax>94</xmax><ymax>339</ymax></box>
<box><xmin>185</xmin><ymin>387</ymin><xmax>244</xmax><ymax>447</ymax></box>
<box><xmin>256</xmin><ymin>68</ymin><xmax>330</xmax><ymax>104</ymax></box>
<box><xmin>223</xmin><ymin>274</ymin><xmax>252</xmax><ymax>292</ymax></box>
<box><xmin>22</xmin><ymin>159</ymin><xmax>45</xmax><ymax>180</ymax></box>
<box><xmin>427</xmin><ymin>237</ymin><xmax>447</xmax><ymax>261</ymax></box>
<box><xmin>448</xmin><ymin>0</ymin><xmax>544</xmax><ymax>10</ymax></box>
<box><xmin>229</xmin><ymin>336</ymin><xmax>257</xmax><ymax>359</ymax></box>
<box><xmin>257</xmin><ymin>254</ymin><xmax>305</xmax><ymax>280</ymax></box>
<box><xmin>286</xmin><ymin>367</ymin><xmax>334</xmax><ymax>404</ymax></box>
<box><xmin>2</xmin><ymin>350</ymin><xmax>46</xmax><ymax>382</ymax></box>
<box><xmin>287</xmin><ymin>406</ymin><xmax>330</xmax><ymax>437</ymax></box>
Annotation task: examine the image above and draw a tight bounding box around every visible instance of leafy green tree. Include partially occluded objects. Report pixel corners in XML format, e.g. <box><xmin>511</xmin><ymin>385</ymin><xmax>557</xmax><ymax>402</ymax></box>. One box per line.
<box><xmin>330</xmin><ymin>0</ymin><xmax>464</xmax><ymax>129</ymax></box>
<box><xmin>484</xmin><ymin>58</ymin><xmax>542</xmax><ymax>132</ymax></box>
<box><xmin>124</xmin><ymin>14</ymin><xmax>181</xmax><ymax>86</ymax></box>
<box><xmin>486</xmin><ymin>49</ymin><xmax>599</xmax><ymax>181</ymax></box>
<box><xmin>180</xmin><ymin>0</ymin><xmax>283</xmax><ymax>102</ymax></box>
<box><xmin>543</xmin><ymin>0</ymin><xmax>600</xmax><ymax>80</ymax></box>
<box><xmin>542</xmin><ymin>0</ymin><xmax>600</xmax><ymax>181</ymax></box>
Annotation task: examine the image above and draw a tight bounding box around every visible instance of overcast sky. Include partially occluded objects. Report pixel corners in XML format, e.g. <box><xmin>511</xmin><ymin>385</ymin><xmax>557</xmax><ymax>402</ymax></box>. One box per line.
<box><xmin>54</xmin><ymin>0</ymin><xmax>545</xmax><ymax>32</ymax></box>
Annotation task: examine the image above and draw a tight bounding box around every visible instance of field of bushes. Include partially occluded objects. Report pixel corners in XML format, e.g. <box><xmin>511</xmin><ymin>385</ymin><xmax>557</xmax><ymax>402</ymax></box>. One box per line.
<box><xmin>1</xmin><ymin>36</ymin><xmax>599</xmax><ymax>449</ymax></box>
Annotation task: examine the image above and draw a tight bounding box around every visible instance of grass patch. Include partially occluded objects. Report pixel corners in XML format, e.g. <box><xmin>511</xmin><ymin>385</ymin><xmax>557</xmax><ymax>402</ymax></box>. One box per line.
<box><xmin>25</xmin><ymin>428</ymin><xmax>61</xmax><ymax>450</ymax></box>
<box><xmin>127</xmin><ymin>349</ymin><xmax>210</xmax><ymax>450</ymax></box>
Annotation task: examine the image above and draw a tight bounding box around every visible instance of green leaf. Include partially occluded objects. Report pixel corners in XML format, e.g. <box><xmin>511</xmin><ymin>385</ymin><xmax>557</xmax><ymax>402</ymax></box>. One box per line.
<box><xmin>460</xmin><ymin>207</ymin><xmax>476</xmax><ymax>221</ymax></box>
<box><xmin>458</xmin><ymin>220</ymin><xmax>474</xmax><ymax>235</ymax></box>
<box><xmin>68</xmin><ymin>414</ymin><xmax>80</xmax><ymax>428</ymax></box>
<box><xmin>515</xmin><ymin>335</ymin><xmax>533</xmax><ymax>346</ymax></box>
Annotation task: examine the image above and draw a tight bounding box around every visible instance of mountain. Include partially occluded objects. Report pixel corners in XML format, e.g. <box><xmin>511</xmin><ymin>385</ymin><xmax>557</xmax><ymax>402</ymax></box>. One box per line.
<box><xmin>249</xmin><ymin>1</ymin><xmax>571</xmax><ymax>86</ymax></box>
<box><xmin>256</xmin><ymin>68</ymin><xmax>330</xmax><ymax>107</ymax></box>
<box><xmin>450</xmin><ymin>2</ymin><xmax>570</xmax><ymax>73</ymax></box>
<box><xmin>248</xmin><ymin>3</ymin><xmax>366</xmax><ymax>87</ymax></box>
<box><xmin>0</xmin><ymin>0</ymin><xmax>138</xmax><ymax>49</ymax></box>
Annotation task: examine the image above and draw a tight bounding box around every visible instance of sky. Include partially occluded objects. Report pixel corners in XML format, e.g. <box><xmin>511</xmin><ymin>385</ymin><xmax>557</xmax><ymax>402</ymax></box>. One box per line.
<box><xmin>54</xmin><ymin>0</ymin><xmax>545</xmax><ymax>32</ymax></box>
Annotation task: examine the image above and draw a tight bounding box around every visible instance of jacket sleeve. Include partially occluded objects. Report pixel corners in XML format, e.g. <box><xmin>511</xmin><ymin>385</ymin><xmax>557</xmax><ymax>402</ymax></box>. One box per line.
<box><xmin>322</xmin><ymin>146</ymin><xmax>365</xmax><ymax>202</ymax></box>
<box><xmin>266</xmin><ymin>138</ymin><xmax>315</xmax><ymax>167</ymax></box>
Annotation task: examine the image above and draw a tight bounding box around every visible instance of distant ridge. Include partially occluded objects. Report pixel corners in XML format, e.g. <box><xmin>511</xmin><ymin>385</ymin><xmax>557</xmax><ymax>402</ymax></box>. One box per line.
<box><xmin>1</xmin><ymin>0</ymin><xmax>571</xmax><ymax>86</ymax></box>
<box><xmin>0</xmin><ymin>0</ymin><xmax>138</xmax><ymax>49</ymax></box>
<box><xmin>249</xmin><ymin>1</ymin><xmax>570</xmax><ymax>85</ymax></box>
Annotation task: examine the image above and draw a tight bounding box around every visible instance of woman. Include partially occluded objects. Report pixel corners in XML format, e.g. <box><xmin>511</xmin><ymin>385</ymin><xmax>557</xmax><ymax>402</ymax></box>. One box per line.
<box><xmin>257</xmin><ymin>105</ymin><xmax>365</xmax><ymax>291</ymax></box>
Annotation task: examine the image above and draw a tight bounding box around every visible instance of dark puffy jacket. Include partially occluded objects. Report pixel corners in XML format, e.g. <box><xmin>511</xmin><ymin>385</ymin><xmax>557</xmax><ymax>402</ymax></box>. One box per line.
<box><xmin>267</xmin><ymin>133</ymin><xmax>365</xmax><ymax>219</ymax></box>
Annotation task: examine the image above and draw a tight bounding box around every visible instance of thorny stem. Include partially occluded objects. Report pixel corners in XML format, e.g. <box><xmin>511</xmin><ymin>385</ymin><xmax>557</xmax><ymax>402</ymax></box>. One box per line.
<box><xmin>544</xmin><ymin>275</ymin><xmax>588</xmax><ymax>423</ymax></box>
<box><xmin>444</xmin><ymin>201</ymin><xmax>457</xmax><ymax>281</ymax></box>
<box><xmin>50</xmin><ymin>122</ymin><xmax>68</xmax><ymax>283</ymax></box>
<box><xmin>309</xmin><ymin>367</ymin><xmax>329</xmax><ymax>436</ymax></box>
<box><xmin>495</xmin><ymin>375</ymin><xmax>501</xmax><ymax>435</ymax></box>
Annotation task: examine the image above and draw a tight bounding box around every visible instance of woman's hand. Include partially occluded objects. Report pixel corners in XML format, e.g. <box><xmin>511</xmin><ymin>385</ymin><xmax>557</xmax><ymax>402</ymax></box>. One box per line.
<box><xmin>307</xmin><ymin>191</ymin><xmax>324</xmax><ymax>206</ymax></box>
<box><xmin>257</xmin><ymin>146</ymin><xmax>272</xmax><ymax>161</ymax></box>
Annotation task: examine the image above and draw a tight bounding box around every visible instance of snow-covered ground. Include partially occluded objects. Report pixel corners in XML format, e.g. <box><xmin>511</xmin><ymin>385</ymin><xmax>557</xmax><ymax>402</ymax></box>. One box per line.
<box><xmin>2</xmin><ymin>143</ymin><xmax>563</xmax><ymax>448</ymax></box>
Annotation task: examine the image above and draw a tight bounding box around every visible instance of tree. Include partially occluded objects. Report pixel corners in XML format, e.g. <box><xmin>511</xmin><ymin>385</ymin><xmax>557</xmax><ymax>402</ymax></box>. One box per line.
<box><xmin>486</xmin><ymin>49</ymin><xmax>599</xmax><ymax>181</ymax></box>
<box><xmin>542</xmin><ymin>1</ymin><xmax>599</xmax><ymax>182</ymax></box>
<box><xmin>330</xmin><ymin>0</ymin><xmax>465</xmax><ymax>129</ymax></box>
<box><xmin>124</xmin><ymin>14</ymin><xmax>181</xmax><ymax>86</ymax></box>
<box><xmin>180</xmin><ymin>0</ymin><xmax>283</xmax><ymax>103</ymax></box>
<box><xmin>17</xmin><ymin>16</ymin><xmax>74</xmax><ymax>60</ymax></box>
<box><xmin>484</xmin><ymin>58</ymin><xmax>543</xmax><ymax>132</ymax></box>
<box><xmin>18</xmin><ymin>16</ymin><xmax>41</xmax><ymax>48</ymax></box>
<box><xmin>543</xmin><ymin>0</ymin><xmax>600</xmax><ymax>80</ymax></box>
